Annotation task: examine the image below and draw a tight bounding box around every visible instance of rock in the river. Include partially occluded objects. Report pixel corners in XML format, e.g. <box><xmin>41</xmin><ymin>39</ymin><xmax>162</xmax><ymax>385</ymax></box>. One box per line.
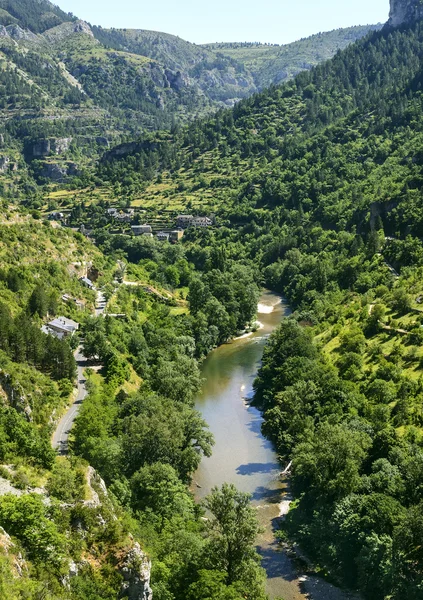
<box><xmin>119</xmin><ymin>543</ymin><xmax>153</xmax><ymax>600</ymax></box>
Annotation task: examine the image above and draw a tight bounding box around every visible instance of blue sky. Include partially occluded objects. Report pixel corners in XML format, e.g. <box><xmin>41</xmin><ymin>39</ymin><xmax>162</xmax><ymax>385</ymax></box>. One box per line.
<box><xmin>57</xmin><ymin>0</ymin><xmax>389</xmax><ymax>45</ymax></box>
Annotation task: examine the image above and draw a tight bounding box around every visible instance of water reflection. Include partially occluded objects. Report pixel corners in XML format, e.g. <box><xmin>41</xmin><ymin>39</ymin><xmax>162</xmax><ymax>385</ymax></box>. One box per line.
<box><xmin>193</xmin><ymin>292</ymin><xmax>309</xmax><ymax>600</ymax></box>
<box><xmin>236</xmin><ymin>462</ymin><xmax>280</xmax><ymax>476</ymax></box>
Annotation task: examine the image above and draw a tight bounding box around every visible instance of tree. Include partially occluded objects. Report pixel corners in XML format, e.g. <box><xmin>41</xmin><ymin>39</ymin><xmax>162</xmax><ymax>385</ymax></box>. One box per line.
<box><xmin>186</xmin><ymin>570</ymin><xmax>243</xmax><ymax>600</ymax></box>
<box><xmin>131</xmin><ymin>463</ymin><xmax>194</xmax><ymax>528</ymax></box>
<box><xmin>203</xmin><ymin>484</ymin><xmax>263</xmax><ymax>586</ymax></box>
<box><xmin>392</xmin><ymin>502</ymin><xmax>423</xmax><ymax>599</ymax></box>
<box><xmin>391</xmin><ymin>288</ymin><xmax>412</xmax><ymax>316</ymax></box>
<box><xmin>28</xmin><ymin>284</ymin><xmax>48</xmax><ymax>318</ymax></box>
<box><xmin>292</xmin><ymin>422</ymin><xmax>371</xmax><ymax>501</ymax></box>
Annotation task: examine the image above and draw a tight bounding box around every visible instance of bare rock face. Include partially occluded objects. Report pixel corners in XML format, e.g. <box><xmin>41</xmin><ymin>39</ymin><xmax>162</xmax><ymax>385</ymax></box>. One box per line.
<box><xmin>72</xmin><ymin>20</ymin><xmax>94</xmax><ymax>37</ymax></box>
<box><xmin>33</xmin><ymin>139</ymin><xmax>51</xmax><ymax>157</ymax></box>
<box><xmin>119</xmin><ymin>543</ymin><xmax>153</xmax><ymax>600</ymax></box>
<box><xmin>165</xmin><ymin>69</ymin><xmax>188</xmax><ymax>90</ymax></box>
<box><xmin>33</xmin><ymin>138</ymin><xmax>72</xmax><ymax>157</ymax></box>
<box><xmin>0</xmin><ymin>527</ymin><xmax>28</xmax><ymax>577</ymax></box>
<box><xmin>5</xmin><ymin>24</ymin><xmax>38</xmax><ymax>42</ymax></box>
<box><xmin>0</xmin><ymin>370</ymin><xmax>32</xmax><ymax>421</ymax></box>
<box><xmin>51</xmin><ymin>138</ymin><xmax>72</xmax><ymax>155</ymax></box>
<box><xmin>0</xmin><ymin>156</ymin><xmax>10</xmax><ymax>173</ymax></box>
<box><xmin>388</xmin><ymin>0</ymin><xmax>423</xmax><ymax>26</ymax></box>
<box><xmin>43</xmin><ymin>20</ymin><xmax>94</xmax><ymax>44</ymax></box>
<box><xmin>39</xmin><ymin>161</ymin><xmax>79</xmax><ymax>182</ymax></box>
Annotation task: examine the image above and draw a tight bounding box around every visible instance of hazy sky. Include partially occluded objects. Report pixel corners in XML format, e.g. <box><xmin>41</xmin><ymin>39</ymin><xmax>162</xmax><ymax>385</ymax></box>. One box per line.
<box><xmin>56</xmin><ymin>0</ymin><xmax>389</xmax><ymax>45</ymax></box>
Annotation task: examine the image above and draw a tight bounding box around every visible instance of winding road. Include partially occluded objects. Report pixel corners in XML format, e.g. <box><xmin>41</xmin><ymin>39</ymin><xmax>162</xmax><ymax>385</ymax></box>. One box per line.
<box><xmin>52</xmin><ymin>291</ymin><xmax>106</xmax><ymax>454</ymax></box>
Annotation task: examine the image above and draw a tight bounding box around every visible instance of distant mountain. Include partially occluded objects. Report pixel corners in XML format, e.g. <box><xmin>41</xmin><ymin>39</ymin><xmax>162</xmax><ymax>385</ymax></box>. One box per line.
<box><xmin>0</xmin><ymin>0</ymin><xmax>382</xmax><ymax>191</ymax></box>
<box><xmin>202</xmin><ymin>25</ymin><xmax>382</xmax><ymax>89</ymax></box>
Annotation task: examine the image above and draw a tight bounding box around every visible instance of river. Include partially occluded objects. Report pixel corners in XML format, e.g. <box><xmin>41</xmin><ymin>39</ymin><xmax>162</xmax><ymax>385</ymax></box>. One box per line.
<box><xmin>194</xmin><ymin>291</ymin><xmax>360</xmax><ymax>600</ymax></box>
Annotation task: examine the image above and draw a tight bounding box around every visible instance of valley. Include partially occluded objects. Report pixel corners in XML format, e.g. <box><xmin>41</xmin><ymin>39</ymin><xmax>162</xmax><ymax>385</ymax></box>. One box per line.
<box><xmin>0</xmin><ymin>0</ymin><xmax>423</xmax><ymax>599</ymax></box>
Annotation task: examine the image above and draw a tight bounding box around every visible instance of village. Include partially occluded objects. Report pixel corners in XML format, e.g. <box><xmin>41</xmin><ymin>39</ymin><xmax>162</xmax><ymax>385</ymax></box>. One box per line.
<box><xmin>49</xmin><ymin>208</ymin><xmax>215</xmax><ymax>243</ymax></box>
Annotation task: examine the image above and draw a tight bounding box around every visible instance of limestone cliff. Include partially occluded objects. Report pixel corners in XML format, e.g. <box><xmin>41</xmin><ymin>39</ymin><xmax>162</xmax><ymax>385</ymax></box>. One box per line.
<box><xmin>388</xmin><ymin>0</ymin><xmax>423</xmax><ymax>26</ymax></box>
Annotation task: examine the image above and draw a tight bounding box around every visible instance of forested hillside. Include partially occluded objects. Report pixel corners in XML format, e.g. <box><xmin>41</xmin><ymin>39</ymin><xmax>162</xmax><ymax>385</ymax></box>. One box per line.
<box><xmin>3</xmin><ymin>0</ymin><xmax>423</xmax><ymax>598</ymax></box>
<box><xmin>81</xmin><ymin>16</ymin><xmax>423</xmax><ymax>598</ymax></box>
<box><xmin>0</xmin><ymin>0</ymin><xmax>378</xmax><ymax>199</ymax></box>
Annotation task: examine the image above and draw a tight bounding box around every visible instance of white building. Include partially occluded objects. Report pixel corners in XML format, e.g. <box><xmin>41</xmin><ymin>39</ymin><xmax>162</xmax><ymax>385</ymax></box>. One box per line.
<box><xmin>79</xmin><ymin>276</ymin><xmax>95</xmax><ymax>290</ymax></box>
<box><xmin>41</xmin><ymin>316</ymin><xmax>79</xmax><ymax>340</ymax></box>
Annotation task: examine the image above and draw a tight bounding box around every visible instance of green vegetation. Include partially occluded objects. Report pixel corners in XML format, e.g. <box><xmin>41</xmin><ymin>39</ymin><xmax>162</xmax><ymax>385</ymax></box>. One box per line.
<box><xmin>0</xmin><ymin>206</ymin><xmax>263</xmax><ymax>598</ymax></box>
<box><xmin>3</xmin><ymin>1</ymin><xmax>423</xmax><ymax>598</ymax></box>
<box><xmin>90</xmin><ymin>16</ymin><xmax>423</xmax><ymax>597</ymax></box>
<box><xmin>0</xmin><ymin>0</ymin><xmax>378</xmax><ymax>201</ymax></box>
<box><xmin>202</xmin><ymin>25</ymin><xmax>382</xmax><ymax>89</ymax></box>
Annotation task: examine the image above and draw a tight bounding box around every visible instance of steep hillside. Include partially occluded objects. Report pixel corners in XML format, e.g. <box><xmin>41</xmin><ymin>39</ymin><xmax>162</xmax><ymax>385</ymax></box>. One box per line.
<box><xmin>71</xmin><ymin>17</ymin><xmax>423</xmax><ymax>598</ymax></box>
<box><xmin>389</xmin><ymin>0</ymin><xmax>423</xmax><ymax>26</ymax></box>
<box><xmin>0</xmin><ymin>0</ymin><xmax>380</xmax><ymax>195</ymax></box>
<box><xmin>0</xmin><ymin>0</ymin><xmax>73</xmax><ymax>32</ymax></box>
<box><xmin>203</xmin><ymin>24</ymin><xmax>382</xmax><ymax>89</ymax></box>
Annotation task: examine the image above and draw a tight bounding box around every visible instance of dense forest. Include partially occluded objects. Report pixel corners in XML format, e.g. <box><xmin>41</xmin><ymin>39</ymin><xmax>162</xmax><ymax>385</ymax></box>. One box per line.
<box><xmin>2</xmin><ymin>1</ymin><xmax>423</xmax><ymax>599</ymax></box>
<box><xmin>0</xmin><ymin>0</ymin><xmax>378</xmax><ymax>202</ymax></box>
<box><xmin>82</xmin><ymin>15</ymin><xmax>423</xmax><ymax>599</ymax></box>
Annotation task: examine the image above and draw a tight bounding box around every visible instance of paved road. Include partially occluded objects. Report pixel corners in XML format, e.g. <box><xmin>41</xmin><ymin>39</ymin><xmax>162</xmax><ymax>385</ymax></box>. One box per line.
<box><xmin>52</xmin><ymin>347</ymin><xmax>88</xmax><ymax>454</ymax></box>
<box><xmin>52</xmin><ymin>290</ymin><xmax>106</xmax><ymax>454</ymax></box>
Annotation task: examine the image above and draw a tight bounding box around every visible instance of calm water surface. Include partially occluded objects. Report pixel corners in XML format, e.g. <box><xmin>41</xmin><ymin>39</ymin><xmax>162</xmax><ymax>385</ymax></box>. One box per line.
<box><xmin>194</xmin><ymin>291</ymin><xmax>361</xmax><ymax>600</ymax></box>
<box><xmin>194</xmin><ymin>291</ymin><xmax>308</xmax><ymax>600</ymax></box>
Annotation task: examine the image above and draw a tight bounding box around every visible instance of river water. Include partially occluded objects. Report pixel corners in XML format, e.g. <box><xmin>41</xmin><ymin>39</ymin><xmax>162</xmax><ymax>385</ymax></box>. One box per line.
<box><xmin>193</xmin><ymin>291</ymin><xmax>307</xmax><ymax>600</ymax></box>
<box><xmin>194</xmin><ymin>291</ymin><xmax>360</xmax><ymax>600</ymax></box>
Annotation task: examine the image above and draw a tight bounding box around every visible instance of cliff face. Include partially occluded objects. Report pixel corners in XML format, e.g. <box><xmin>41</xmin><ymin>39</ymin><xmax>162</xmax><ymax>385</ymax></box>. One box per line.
<box><xmin>388</xmin><ymin>0</ymin><xmax>423</xmax><ymax>26</ymax></box>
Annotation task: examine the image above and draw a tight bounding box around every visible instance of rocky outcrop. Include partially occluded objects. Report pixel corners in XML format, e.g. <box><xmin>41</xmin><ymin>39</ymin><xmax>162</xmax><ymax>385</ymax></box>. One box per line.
<box><xmin>39</xmin><ymin>161</ymin><xmax>79</xmax><ymax>182</ymax></box>
<box><xmin>165</xmin><ymin>69</ymin><xmax>188</xmax><ymax>91</ymax></box>
<box><xmin>5</xmin><ymin>24</ymin><xmax>39</xmax><ymax>43</ymax></box>
<box><xmin>388</xmin><ymin>0</ymin><xmax>423</xmax><ymax>26</ymax></box>
<box><xmin>32</xmin><ymin>138</ymin><xmax>72</xmax><ymax>157</ymax></box>
<box><xmin>52</xmin><ymin>138</ymin><xmax>73</xmax><ymax>155</ymax></box>
<box><xmin>101</xmin><ymin>139</ymin><xmax>161</xmax><ymax>162</ymax></box>
<box><xmin>84</xmin><ymin>466</ymin><xmax>108</xmax><ymax>508</ymax></box>
<box><xmin>0</xmin><ymin>156</ymin><xmax>10</xmax><ymax>173</ymax></box>
<box><xmin>0</xmin><ymin>527</ymin><xmax>28</xmax><ymax>577</ymax></box>
<box><xmin>43</xmin><ymin>20</ymin><xmax>94</xmax><ymax>44</ymax></box>
<box><xmin>119</xmin><ymin>543</ymin><xmax>153</xmax><ymax>600</ymax></box>
<box><xmin>0</xmin><ymin>371</ymin><xmax>32</xmax><ymax>421</ymax></box>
